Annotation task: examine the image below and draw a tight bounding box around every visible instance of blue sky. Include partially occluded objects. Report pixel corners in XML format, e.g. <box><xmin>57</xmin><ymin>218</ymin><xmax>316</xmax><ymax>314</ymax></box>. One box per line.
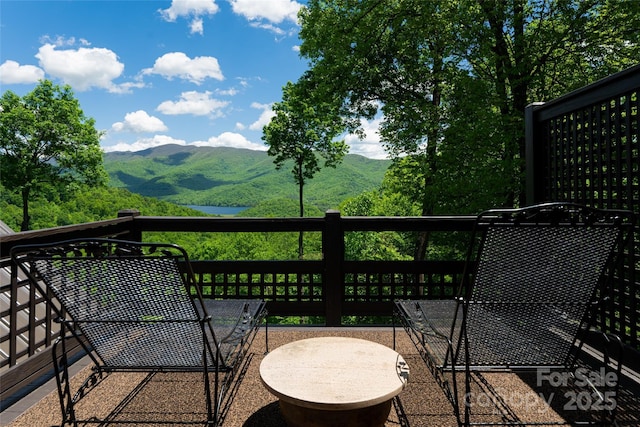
<box><xmin>0</xmin><ymin>0</ymin><xmax>386</xmax><ymax>159</ymax></box>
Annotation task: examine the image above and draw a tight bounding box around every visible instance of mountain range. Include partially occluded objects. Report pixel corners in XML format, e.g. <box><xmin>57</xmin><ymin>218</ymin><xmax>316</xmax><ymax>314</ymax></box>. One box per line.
<box><xmin>104</xmin><ymin>145</ymin><xmax>390</xmax><ymax>210</ymax></box>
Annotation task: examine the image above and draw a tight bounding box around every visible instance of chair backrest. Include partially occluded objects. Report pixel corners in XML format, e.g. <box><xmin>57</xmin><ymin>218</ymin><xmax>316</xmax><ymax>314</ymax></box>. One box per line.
<box><xmin>456</xmin><ymin>203</ymin><xmax>633</xmax><ymax>367</ymax></box>
<box><xmin>11</xmin><ymin>239</ymin><xmax>212</xmax><ymax>368</ymax></box>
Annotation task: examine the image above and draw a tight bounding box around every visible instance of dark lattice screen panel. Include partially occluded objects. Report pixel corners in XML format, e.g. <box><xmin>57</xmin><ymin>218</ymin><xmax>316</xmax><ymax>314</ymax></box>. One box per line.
<box><xmin>526</xmin><ymin>65</ymin><xmax>639</xmax><ymax>348</ymax></box>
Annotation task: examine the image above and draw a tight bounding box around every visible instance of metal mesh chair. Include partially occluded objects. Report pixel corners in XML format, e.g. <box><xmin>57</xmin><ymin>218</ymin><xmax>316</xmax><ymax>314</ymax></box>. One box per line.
<box><xmin>11</xmin><ymin>238</ymin><xmax>267</xmax><ymax>426</ymax></box>
<box><xmin>394</xmin><ymin>203</ymin><xmax>634</xmax><ymax>426</ymax></box>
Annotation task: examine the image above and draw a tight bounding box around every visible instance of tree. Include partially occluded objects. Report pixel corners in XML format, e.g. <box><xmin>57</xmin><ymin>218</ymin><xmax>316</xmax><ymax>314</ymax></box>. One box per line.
<box><xmin>454</xmin><ymin>0</ymin><xmax>640</xmax><ymax>205</ymax></box>
<box><xmin>297</xmin><ymin>0</ymin><xmax>640</xmax><ymax>259</ymax></box>
<box><xmin>0</xmin><ymin>80</ymin><xmax>107</xmax><ymax>230</ymax></box>
<box><xmin>263</xmin><ymin>74</ymin><xmax>348</xmax><ymax>258</ymax></box>
<box><xmin>299</xmin><ymin>0</ymin><xmax>462</xmax><ymax>260</ymax></box>
<box><xmin>297</xmin><ymin>0</ymin><xmax>472</xmax><ymax>225</ymax></box>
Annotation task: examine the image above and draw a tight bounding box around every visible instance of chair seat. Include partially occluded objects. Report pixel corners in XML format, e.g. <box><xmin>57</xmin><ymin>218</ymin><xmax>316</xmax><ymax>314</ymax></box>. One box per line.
<box><xmin>396</xmin><ymin>299</ymin><xmax>591</xmax><ymax>369</ymax></box>
<box><xmin>395</xmin><ymin>299</ymin><xmax>460</xmax><ymax>368</ymax></box>
<box><xmin>202</xmin><ymin>298</ymin><xmax>266</xmax><ymax>367</ymax></box>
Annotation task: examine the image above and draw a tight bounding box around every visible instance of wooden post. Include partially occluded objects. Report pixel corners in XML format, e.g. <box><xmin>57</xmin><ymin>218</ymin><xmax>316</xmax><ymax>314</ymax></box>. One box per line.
<box><xmin>525</xmin><ymin>102</ymin><xmax>546</xmax><ymax>205</ymax></box>
<box><xmin>117</xmin><ymin>209</ymin><xmax>141</xmax><ymax>242</ymax></box>
<box><xmin>323</xmin><ymin>210</ymin><xmax>343</xmax><ymax>326</ymax></box>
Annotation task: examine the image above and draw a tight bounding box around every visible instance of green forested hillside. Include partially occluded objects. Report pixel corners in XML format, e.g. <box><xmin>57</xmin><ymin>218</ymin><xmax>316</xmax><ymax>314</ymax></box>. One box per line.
<box><xmin>0</xmin><ymin>183</ymin><xmax>326</xmax><ymax>265</ymax></box>
<box><xmin>104</xmin><ymin>145</ymin><xmax>390</xmax><ymax>209</ymax></box>
<box><xmin>1</xmin><ymin>146</ymin><xmax>391</xmax><ymax>264</ymax></box>
<box><xmin>0</xmin><ymin>185</ymin><xmax>209</xmax><ymax>232</ymax></box>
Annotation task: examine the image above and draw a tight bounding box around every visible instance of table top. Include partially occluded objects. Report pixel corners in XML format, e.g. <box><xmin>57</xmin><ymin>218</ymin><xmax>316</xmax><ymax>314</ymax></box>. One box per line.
<box><xmin>259</xmin><ymin>336</ymin><xmax>409</xmax><ymax>410</ymax></box>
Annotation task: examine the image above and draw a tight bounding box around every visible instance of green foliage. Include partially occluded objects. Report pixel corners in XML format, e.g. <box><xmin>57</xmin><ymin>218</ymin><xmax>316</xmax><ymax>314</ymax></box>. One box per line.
<box><xmin>264</xmin><ymin>77</ymin><xmax>348</xmax><ymax>188</ymax></box>
<box><xmin>0</xmin><ymin>184</ymin><xmax>326</xmax><ymax>261</ymax></box>
<box><xmin>241</xmin><ymin>198</ymin><xmax>324</xmax><ymax>217</ymax></box>
<box><xmin>340</xmin><ymin>190</ymin><xmax>413</xmax><ymax>261</ymax></box>
<box><xmin>298</xmin><ymin>0</ymin><xmax>640</xmax><ymax>228</ymax></box>
<box><xmin>0</xmin><ymin>184</ymin><xmax>204</xmax><ymax>232</ymax></box>
<box><xmin>1</xmin><ymin>170</ymin><xmax>462</xmax><ymax>264</ymax></box>
<box><xmin>183</xmin><ymin>230</ymin><xmax>322</xmax><ymax>261</ymax></box>
<box><xmin>263</xmin><ymin>72</ymin><xmax>349</xmax><ymax>258</ymax></box>
<box><xmin>0</xmin><ymin>80</ymin><xmax>107</xmax><ymax>230</ymax></box>
<box><xmin>339</xmin><ymin>183</ymin><xmax>469</xmax><ymax>263</ymax></box>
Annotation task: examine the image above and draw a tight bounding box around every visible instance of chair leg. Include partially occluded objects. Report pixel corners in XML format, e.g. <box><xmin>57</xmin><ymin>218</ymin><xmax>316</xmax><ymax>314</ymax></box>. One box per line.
<box><xmin>203</xmin><ymin>339</ymin><xmax>216</xmax><ymax>426</ymax></box>
<box><xmin>392</xmin><ymin>308</ymin><xmax>398</xmax><ymax>350</ymax></box>
<box><xmin>52</xmin><ymin>336</ymin><xmax>76</xmax><ymax>426</ymax></box>
<box><xmin>264</xmin><ymin>316</ymin><xmax>269</xmax><ymax>354</ymax></box>
<box><xmin>597</xmin><ymin>333</ymin><xmax>623</xmax><ymax>426</ymax></box>
<box><xmin>203</xmin><ymin>367</ymin><xmax>215</xmax><ymax>426</ymax></box>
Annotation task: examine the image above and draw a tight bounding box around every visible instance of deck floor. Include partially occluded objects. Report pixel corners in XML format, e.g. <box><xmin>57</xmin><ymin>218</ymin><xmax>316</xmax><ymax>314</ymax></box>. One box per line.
<box><xmin>2</xmin><ymin>327</ymin><xmax>639</xmax><ymax>426</ymax></box>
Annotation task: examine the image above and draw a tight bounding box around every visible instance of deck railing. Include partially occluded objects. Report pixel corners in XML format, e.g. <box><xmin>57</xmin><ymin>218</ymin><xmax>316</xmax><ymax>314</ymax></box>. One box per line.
<box><xmin>1</xmin><ymin>211</ymin><xmax>476</xmax><ymax>404</ymax></box>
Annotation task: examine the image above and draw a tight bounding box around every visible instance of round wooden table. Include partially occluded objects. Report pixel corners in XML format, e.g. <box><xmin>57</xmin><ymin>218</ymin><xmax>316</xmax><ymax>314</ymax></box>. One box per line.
<box><xmin>259</xmin><ymin>336</ymin><xmax>409</xmax><ymax>427</ymax></box>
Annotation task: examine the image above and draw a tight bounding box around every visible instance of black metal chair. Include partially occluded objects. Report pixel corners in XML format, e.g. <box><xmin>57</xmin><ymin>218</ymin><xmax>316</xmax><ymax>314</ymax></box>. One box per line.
<box><xmin>11</xmin><ymin>238</ymin><xmax>268</xmax><ymax>426</ymax></box>
<box><xmin>394</xmin><ymin>203</ymin><xmax>634</xmax><ymax>426</ymax></box>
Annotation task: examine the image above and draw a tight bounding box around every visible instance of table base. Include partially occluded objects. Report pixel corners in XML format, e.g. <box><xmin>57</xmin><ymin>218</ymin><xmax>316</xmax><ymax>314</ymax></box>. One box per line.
<box><xmin>279</xmin><ymin>399</ymin><xmax>392</xmax><ymax>427</ymax></box>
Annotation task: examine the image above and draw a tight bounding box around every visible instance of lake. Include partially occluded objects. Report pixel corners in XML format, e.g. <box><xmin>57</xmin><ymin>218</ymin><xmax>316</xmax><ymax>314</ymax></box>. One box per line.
<box><xmin>185</xmin><ymin>205</ymin><xmax>249</xmax><ymax>215</ymax></box>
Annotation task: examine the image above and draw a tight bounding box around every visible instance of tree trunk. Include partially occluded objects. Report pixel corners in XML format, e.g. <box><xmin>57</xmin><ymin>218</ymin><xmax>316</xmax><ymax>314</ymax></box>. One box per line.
<box><xmin>21</xmin><ymin>187</ymin><xmax>31</xmax><ymax>231</ymax></box>
<box><xmin>482</xmin><ymin>1</ymin><xmax>517</xmax><ymax>207</ymax></box>
<box><xmin>414</xmin><ymin>45</ymin><xmax>443</xmax><ymax>263</ymax></box>
<box><xmin>298</xmin><ymin>162</ymin><xmax>304</xmax><ymax>260</ymax></box>
<box><xmin>512</xmin><ymin>0</ymin><xmax>529</xmax><ymax>206</ymax></box>
<box><xmin>414</xmin><ymin>45</ymin><xmax>445</xmax><ymax>295</ymax></box>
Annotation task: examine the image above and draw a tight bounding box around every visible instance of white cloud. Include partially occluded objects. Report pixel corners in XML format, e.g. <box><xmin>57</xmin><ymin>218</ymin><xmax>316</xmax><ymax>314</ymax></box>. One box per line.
<box><xmin>248</xmin><ymin>102</ymin><xmax>275</xmax><ymax>131</ymax></box>
<box><xmin>229</xmin><ymin>0</ymin><xmax>301</xmax><ymax>24</ymax></box>
<box><xmin>193</xmin><ymin>131</ymin><xmax>267</xmax><ymax>151</ymax></box>
<box><xmin>190</xmin><ymin>17</ymin><xmax>204</xmax><ymax>34</ymax></box>
<box><xmin>159</xmin><ymin>0</ymin><xmax>219</xmax><ymax>35</ymax></box>
<box><xmin>143</xmin><ymin>52</ymin><xmax>223</xmax><ymax>84</ymax></box>
<box><xmin>0</xmin><ymin>60</ymin><xmax>44</xmax><ymax>84</ymax></box>
<box><xmin>249</xmin><ymin>22</ymin><xmax>286</xmax><ymax>35</ymax></box>
<box><xmin>216</xmin><ymin>87</ymin><xmax>239</xmax><ymax>96</ymax></box>
<box><xmin>104</xmin><ymin>135</ymin><xmax>187</xmax><ymax>152</ymax></box>
<box><xmin>344</xmin><ymin>117</ymin><xmax>388</xmax><ymax>160</ymax></box>
<box><xmin>40</xmin><ymin>35</ymin><xmax>91</xmax><ymax>47</ymax></box>
<box><xmin>111</xmin><ymin>110</ymin><xmax>168</xmax><ymax>133</ymax></box>
<box><xmin>34</xmin><ymin>43</ymin><xmax>131</xmax><ymax>92</ymax></box>
<box><xmin>104</xmin><ymin>131</ymin><xmax>266</xmax><ymax>153</ymax></box>
<box><xmin>110</xmin><ymin>81</ymin><xmax>147</xmax><ymax>94</ymax></box>
<box><xmin>157</xmin><ymin>91</ymin><xmax>229</xmax><ymax>116</ymax></box>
